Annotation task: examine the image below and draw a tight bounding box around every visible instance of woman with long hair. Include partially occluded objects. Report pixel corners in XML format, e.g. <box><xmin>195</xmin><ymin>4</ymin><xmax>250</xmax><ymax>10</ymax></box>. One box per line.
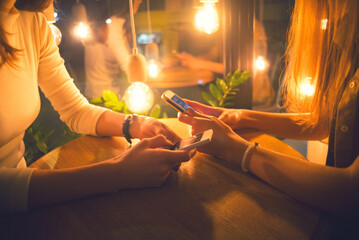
<box><xmin>179</xmin><ymin>0</ymin><xmax>359</xmax><ymax>236</ymax></box>
<box><xmin>0</xmin><ymin>0</ymin><xmax>194</xmax><ymax>212</ymax></box>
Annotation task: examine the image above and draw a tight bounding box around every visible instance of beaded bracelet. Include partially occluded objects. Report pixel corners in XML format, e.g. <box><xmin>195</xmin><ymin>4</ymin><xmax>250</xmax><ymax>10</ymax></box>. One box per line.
<box><xmin>241</xmin><ymin>142</ymin><xmax>259</xmax><ymax>172</ymax></box>
<box><xmin>122</xmin><ymin>115</ymin><xmax>133</xmax><ymax>145</ymax></box>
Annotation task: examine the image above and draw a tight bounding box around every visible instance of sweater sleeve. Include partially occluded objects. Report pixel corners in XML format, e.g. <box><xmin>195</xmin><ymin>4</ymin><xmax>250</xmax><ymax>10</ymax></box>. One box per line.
<box><xmin>36</xmin><ymin>13</ymin><xmax>109</xmax><ymax>135</ymax></box>
<box><xmin>0</xmin><ymin>166</ymin><xmax>33</xmax><ymax>212</ymax></box>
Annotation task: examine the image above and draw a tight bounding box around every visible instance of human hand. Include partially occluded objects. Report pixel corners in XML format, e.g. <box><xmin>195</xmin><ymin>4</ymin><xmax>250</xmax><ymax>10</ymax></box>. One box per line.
<box><xmin>129</xmin><ymin>115</ymin><xmax>181</xmax><ymax>143</ymax></box>
<box><xmin>183</xmin><ymin>99</ymin><xmax>245</xmax><ymax>130</ymax></box>
<box><xmin>178</xmin><ymin>108</ymin><xmax>248</xmax><ymax>163</ymax></box>
<box><xmin>177</xmin><ymin>52</ymin><xmax>206</xmax><ymax>70</ymax></box>
<box><xmin>112</xmin><ymin>135</ymin><xmax>196</xmax><ymax>189</ymax></box>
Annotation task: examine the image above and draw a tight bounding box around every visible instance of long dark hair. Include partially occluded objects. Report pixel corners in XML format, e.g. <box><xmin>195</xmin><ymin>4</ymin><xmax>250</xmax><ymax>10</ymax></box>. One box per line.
<box><xmin>0</xmin><ymin>0</ymin><xmax>52</xmax><ymax>66</ymax></box>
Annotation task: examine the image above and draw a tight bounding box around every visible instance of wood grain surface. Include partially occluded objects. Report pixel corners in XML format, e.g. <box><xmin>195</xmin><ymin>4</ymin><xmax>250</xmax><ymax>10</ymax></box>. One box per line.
<box><xmin>0</xmin><ymin>119</ymin><xmax>323</xmax><ymax>240</ymax></box>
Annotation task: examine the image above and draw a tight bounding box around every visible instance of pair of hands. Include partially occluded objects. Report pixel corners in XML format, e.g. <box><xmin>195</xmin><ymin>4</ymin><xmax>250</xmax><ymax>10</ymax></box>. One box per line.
<box><xmin>178</xmin><ymin>100</ymin><xmax>250</xmax><ymax>165</ymax></box>
<box><xmin>110</xmin><ymin>115</ymin><xmax>193</xmax><ymax>190</ymax></box>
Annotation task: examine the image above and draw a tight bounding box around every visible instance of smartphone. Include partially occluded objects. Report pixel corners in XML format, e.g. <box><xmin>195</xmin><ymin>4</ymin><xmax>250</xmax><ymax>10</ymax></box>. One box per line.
<box><xmin>161</xmin><ymin>90</ymin><xmax>193</xmax><ymax>113</ymax></box>
<box><xmin>170</xmin><ymin>129</ymin><xmax>213</xmax><ymax>151</ymax></box>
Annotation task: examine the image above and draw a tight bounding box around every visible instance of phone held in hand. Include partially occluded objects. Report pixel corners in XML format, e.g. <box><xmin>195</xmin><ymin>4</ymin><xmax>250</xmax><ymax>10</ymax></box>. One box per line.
<box><xmin>170</xmin><ymin>129</ymin><xmax>213</xmax><ymax>151</ymax></box>
<box><xmin>161</xmin><ymin>90</ymin><xmax>196</xmax><ymax>114</ymax></box>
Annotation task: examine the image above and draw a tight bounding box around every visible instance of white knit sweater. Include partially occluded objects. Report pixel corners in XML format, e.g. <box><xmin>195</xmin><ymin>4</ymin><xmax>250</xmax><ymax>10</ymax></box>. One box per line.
<box><xmin>0</xmin><ymin>8</ymin><xmax>108</xmax><ymax>212</ymax></box>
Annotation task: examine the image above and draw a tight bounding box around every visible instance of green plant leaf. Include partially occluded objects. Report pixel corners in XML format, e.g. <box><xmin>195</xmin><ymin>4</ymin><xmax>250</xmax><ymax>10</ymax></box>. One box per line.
<box><xmin>221</xmin><ymin>102</ymin><xmax>234</xmax><ymax>108</ymax></box>
<box><xmin>35</xmin><ymin>141</ymin><xmax>48</xmax><ymax>154</ymax></box>
<box><xmin>216</xmin><ymin>78</ymin><xmax>228</xmax><ymax>94</ymax></box>
<box><xmin>149</xmin><ymin>104</ymin><xmax>161</xmax><ymax>118</ymax></box>
<box><xmin>209</xmin><ymin>83</ymin><xmax>223</xmax><ymax>101</ymax></box>
<box><xmin>102</xmin><ymin>90</ymin><xmax>119</xmax><ymax>102</ymax></box>
<box><xmin>104</xmin><ymin>100</ymin><xmax>120</xmax><ymax>109</ymax></box>
<box><xmin>90</xmin><ymin>97</ymin><xmax>104</xmax><ymax>104</ymax></box>
<box><xmin>123</xmin><ymin>105</ymin><xmax>131</xmax><ymax>114</ymax></box>
<box><xmin>111</xmin><ymin>101</ymin><xmax>124</xmax><ymax>112</ymax></box>
<box><xmin>202</xmin><ymin>92</ymin><xmax>218</xmax><ymax>107</ymax></box>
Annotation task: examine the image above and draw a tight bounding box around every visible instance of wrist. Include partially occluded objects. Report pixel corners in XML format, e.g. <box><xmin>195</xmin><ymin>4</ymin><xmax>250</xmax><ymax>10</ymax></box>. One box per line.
<box><xmin>224</xmin><ymin>134</ymin><xmax>250</xmax><ymax>165</ymax></box>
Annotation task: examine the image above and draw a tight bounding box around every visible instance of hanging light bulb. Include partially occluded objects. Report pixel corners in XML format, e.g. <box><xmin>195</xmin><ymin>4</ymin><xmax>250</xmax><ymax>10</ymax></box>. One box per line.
<box><xmin>300</xmin><ymin>77</ymin><xmax>315</xmax><ymax>97</ymax></box>
<box><xmin>124</xmin><ymin>0</ymin><xmax>154</xmax><ymax>114</ymax></box>
<box><xmin>73</xmin><ymin>22</ymin><xmax>90</xmax><ymax>40</ymax></box>
<box><xmin>72</xmin><ymin>0</ymin><xmax>90</xmax><ymax>40</ymax></box>
<box><xmin>195</xmin><ymin>0</ymin><xmax>219</xmax><ymax>34</ymax></box>
<box><xmin>144</xmin><ymin>0</ymin><xmax>162</xmax><ymax>79</ymax></box>
<box><xmin>124</xmin><ymin>82</ymin><xmax>154</xmax><ymax>114</ymax></box>
<box><xmin>255</xmin><ymin>56</ymin><xmax>266</xmax><ymax>71</ymax></box>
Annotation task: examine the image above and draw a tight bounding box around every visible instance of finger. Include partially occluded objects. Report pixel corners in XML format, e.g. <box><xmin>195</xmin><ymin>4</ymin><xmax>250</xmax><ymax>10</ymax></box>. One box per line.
<box><xmin>157</xmin><ymin>125</ymin><xmax>181</xmax><ymax>143</ymax></box>
<box><xmin>187</xmin><ymin>107</ymin><xmax>211</xmax><ymax>119</ymax></box>
<box><xmin>183</xmin><ymin>99</ymin><xmax>221</xmax><ymax>117</ymax></box>
<box><xmin>158</xmin><ymin>148</ymin><xmax>196</xmax><ymax>164</ymax></box>
<box><xmin>142</xmin><ymin>135</ymin><xmax>174</xmax><ymax>149</ymax></box>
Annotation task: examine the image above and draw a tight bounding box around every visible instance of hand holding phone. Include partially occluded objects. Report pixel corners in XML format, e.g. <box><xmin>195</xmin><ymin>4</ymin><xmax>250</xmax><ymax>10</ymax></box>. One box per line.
<box><xmin>170</xmin><ymin>129</ymin><xmax>213</xmax><ymax>171</ymax></box>
<box><xmin>170</xmin><ymin>129</ymin><xmax>213</xmax><ymax>150</ymax></box>
<box><xmin>161</xmin><ymin>90</ymin><xmax>196</xmax><ymax>114</ymax></box>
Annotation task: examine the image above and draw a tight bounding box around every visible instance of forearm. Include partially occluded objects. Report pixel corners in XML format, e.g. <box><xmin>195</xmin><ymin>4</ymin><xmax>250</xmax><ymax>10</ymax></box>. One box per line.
<box><xmin>246</xmin><ymin>146</ymin><xmax>359</xmax><ymax>215</ymax></box>
<box><xmin>200</xmin><ymin>60</ymin><xmax>223</xmax><ymax>74</ymax></box>
<box><xmin>96</xmin><ymin>110</ymin><xmax>126</xmax><ymax>136</ymax></box>
<box><xmin>28</xmin><ymin>160</ymin><xmax>121</xmax><ymax>209</ymax></box>
<box><xmin>240</xmin><ymin>110</ymin><xmax>328</xmax><ymax>140</ymax></box>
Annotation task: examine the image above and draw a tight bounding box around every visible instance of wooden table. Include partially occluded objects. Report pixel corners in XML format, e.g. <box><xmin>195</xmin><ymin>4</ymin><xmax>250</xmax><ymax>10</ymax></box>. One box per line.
<box><xmin>0</xmin><ymin>119</ymin><xmax>325</xmax><ymax>240</ymax></box>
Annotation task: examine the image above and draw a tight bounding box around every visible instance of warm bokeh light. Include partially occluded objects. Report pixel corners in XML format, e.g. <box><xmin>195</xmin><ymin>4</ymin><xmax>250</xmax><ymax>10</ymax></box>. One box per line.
<box><xmin>148</xmin><ymin>60</ymin><xmax>161</xmax><ymax>78</ymax></box>
<box><xmin>300</xmin><ymin>78</ymin><xmax>315</xmax><ymax>97</ymax></box>
<box><xmin>124</xmin><ymin>82</ymin><xmax>154</xmax><ymax>114</ymax></box>
<box><xmin>49</xmin><ymin>24</ymin><xmax>62</xmax><ymax>46</ymax></box>
<box><xmin>255</xmin><ymin>56</ymin><xmax>266</xmax><ymax>71</ymax></box>
<box><xmin>106</xmin><ymin>18</ymin><xmax>112</xmax><ymax>24</ymax></box>
<box><xmin>321</xmin><ymin>19</ymin><xmax>328</xmax><ymax>30</ymax></box>
<box><xmin>195</xmin><ymin>1</ymin><xmax>219</xmax><ymax>34</ymax></box>
<box><xmin>73</xmin><ymin>22</ymin><xmax>90</xmax><ymax>40</ymax></box>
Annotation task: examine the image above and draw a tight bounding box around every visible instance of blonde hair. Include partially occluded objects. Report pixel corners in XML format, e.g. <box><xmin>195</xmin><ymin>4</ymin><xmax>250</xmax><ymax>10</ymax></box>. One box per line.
<box><xmin>282</xmin><ymin>0</ymin><xmax>359</xmax><ymax>126</ymax></box>
<box><xmin>0</xmin><ymin>0</ymin><xmax>52</xmax><ymax>66</ymax></box>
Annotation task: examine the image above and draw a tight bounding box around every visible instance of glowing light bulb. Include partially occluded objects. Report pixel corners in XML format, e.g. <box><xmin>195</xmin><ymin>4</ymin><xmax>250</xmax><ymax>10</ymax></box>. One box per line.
<box><xmin>106</xmin><ymin>18</ymin><xmax>112</xmax><ymax>24</ymax></box>
<box><xmin>195</xmin><ymin>1</ymin><xmax>219</xmax><ymax>34</ymax></box>
<box><xmin>321</xmin><ymin>19</ymin><xmax>328</xmax><ymax>30</ymax></box>
<box><xmin>73</xmin><ymin>22</ymin><xmax>90</xmax><ymax>40</ymax></box>
<box><xmin>148</xmin><ymin>60</ymin><xmax>161</xmax><ymax>78</ymax></box>
<box><xmin>124</xmin><ymin>82</ymin><xmax>154</xmax><ymax>114</ymax></box>
<box><xmin>49</xmin><ymin>24</ymin><xmax>62</xmax><ymax>46</ymax></box>
<box><xmin>255</xmin><ymin>56</ymin><xmax>266</xmax><ymax>71</ymax></box>
<box><xmin>300</xmin><ymin>77</ymin><xmax>315</xmax><ymax>97</ymax></box>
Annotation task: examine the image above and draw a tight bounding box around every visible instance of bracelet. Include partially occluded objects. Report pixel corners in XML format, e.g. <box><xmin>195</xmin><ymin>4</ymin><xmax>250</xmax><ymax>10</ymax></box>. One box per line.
<box><xmin>122</xmin><ymin>115</ymin><xmax>133</xmax><ymax>144</ymax></box>
<box><xmin>241</xmin><ymin>142</ymin><xmax>258</xmax><ymax>172</ymax></box>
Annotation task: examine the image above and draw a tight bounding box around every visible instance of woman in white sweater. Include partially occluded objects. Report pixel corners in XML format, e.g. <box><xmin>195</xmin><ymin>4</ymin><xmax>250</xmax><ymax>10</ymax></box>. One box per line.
<box><xmin>0</xmin><ymin>0</ymin><xmax>194</xmax><ymax>212</ymax></box>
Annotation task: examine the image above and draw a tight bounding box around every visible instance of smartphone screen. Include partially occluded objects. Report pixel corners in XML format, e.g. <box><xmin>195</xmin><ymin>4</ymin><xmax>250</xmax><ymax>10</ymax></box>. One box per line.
<box><xmin>171</xmin><ymin>95</ymin><xmax>189</xmax><ymax>112</ymax></box>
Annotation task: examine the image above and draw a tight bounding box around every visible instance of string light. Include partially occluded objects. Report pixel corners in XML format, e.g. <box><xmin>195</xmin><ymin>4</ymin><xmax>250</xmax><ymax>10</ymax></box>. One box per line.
<box><xmin>255</xmin><ymin>56</ymin><xmax>266</xmax><ymax>71</ymax></box>
<box><xmin>195</xmin><ymin>0</ymin><xmax>219</xmax><ymax>34</ymax></box>
<box><xmin>73</xmin><ymin>22</ymin><xmax>90</xmax><ymax>40</ymax></box>
<box><xmin>300</xmin><ymin>77</ymin><xmax>315</xmax><ymax>97</ymax></box>
<box><xmin>148</xmin><ymin>59</ymin><xmax>161</xmax><ymax>78</ymax></box>
<box><xmin>320</xmin><ymin>19</ymin><xmax>328</xmax><ymax>30</ymax></box>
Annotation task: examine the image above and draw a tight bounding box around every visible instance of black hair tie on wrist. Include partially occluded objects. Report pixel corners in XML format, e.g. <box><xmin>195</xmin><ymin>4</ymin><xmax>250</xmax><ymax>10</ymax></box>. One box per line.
<box><xmin>122</xmin><ymin>115</ymin><xmax>133</xmax><ymax>145</ymax></box>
